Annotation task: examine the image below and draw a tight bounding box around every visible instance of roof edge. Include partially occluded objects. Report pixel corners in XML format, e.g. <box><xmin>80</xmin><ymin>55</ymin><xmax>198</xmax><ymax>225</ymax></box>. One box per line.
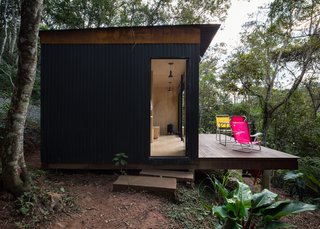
<box><xmin>39</xmin><ymin>24</ymin><xmax>221</xmax><ymax>56</ymax></box>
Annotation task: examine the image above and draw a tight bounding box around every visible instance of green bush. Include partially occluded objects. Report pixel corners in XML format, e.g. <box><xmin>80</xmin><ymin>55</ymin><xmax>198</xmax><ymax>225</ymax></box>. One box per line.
<box><xmin>14</xmin><ymin>169</ymin><xmax>77</xmax><ymax>229</ymax></box>
<box><xmin>299</xmin><ymin>157</ymin><xmax>320</xmax><ymax>196</ymax></box>
<box><xmin>209</xmin><ymin>176</ymin><xmax>317</xmax><ymax>229</ymax></box>
<box><xmin>272</xmin><ymin>168</ymin><xmax>320</xmax><ymax>201</ymax></box>
<box><xmin>167</xmin><ymin>187</ymin><xmax>215</xmax><ymax>228</ymax></box>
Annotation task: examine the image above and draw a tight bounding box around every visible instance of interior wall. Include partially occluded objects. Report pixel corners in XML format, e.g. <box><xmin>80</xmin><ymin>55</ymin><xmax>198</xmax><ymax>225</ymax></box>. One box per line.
<box><xmin>153</xmin><ymin>86</ymin><xmax>178</xmax><ymax>135</ymax></box>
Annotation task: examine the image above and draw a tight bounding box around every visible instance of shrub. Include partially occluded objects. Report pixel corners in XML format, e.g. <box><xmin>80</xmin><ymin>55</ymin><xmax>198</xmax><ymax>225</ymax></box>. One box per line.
<box><xmin>210</xmin><ymin>177</ymin><xmax>317</xmax><ymax>228</ymax></box>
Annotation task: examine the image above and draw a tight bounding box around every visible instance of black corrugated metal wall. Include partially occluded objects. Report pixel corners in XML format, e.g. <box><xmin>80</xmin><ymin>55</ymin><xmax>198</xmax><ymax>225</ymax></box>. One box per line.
<box><xmin>41</xmin><ymin>44</ymin><xmax>199</xmax><ymax>164</ymax></box>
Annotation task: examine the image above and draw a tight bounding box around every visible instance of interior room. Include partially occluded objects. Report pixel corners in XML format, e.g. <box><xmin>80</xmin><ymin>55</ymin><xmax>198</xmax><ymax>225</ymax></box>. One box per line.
<box><xmin>150</xmin><ymin>59</ymin><xmax>186</xmax><ymax>157</ymax></box>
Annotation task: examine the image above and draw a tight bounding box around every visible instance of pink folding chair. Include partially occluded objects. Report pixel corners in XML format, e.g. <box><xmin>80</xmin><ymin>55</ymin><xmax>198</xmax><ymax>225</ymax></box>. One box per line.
<box><xmin>231</xmin><ymin>115</ymin><xmax>246</xmax><ymax>122</ymax></box>
<box><xmin>230</xmin><ymin>120</ymin><xmax>262</xmax><ymax>151</ymax></box>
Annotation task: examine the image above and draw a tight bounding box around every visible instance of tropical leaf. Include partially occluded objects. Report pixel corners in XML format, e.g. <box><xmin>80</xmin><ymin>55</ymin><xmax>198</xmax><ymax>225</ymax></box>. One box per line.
<box><xmin>223</xmin><ymin>181</ymin><xmax>252</xmax><ymax>219</ymax></box>
<box><xmin>212</xmin><ymin>205</ymin><xmax>229</xmax><ymax>219</ymax></box>
<box><xmin>233</xmin><ymin>181</ymin><xmax>252</xmax><ymax>207</ymax></box>
<box><xmin>211</xmin><ymin>176</ymin><xmax>229</xmax><ymax>199</ymax></box>
<box><xmin>305</xmin><ymin>174</ymin><xmax>320</xmax><ymax>193</ymax></box>
<box><xmin>283</xmin><ymin>171</ymin><xmax>303</xmax><ymax>181</ymax></box>
<box><xmin>264</xmin><ymin>201</ymin><xmax>317</xmax><ymax>220</ymax></box>
<box><xmin>252</xmin><ymin>189</ymin><xmax>278</xmax><ymax>211</ymax></box>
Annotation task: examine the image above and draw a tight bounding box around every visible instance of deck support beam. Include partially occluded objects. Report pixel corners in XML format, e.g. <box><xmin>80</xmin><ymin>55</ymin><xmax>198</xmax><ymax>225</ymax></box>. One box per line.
<box><xmin>262</xmin><ymin>170</ymin><xmax>272</xmax><ymax>190</ymax></box>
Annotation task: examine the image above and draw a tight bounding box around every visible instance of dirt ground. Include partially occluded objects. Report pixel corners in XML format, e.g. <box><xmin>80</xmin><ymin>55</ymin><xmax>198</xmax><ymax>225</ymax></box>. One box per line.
<box><xmin>44</xmin><ymin>172</ymin><xmax>176</xmax><ymax>229</ymax></box>
<box><xmin>0</xmin><ymin>170</ymin><xmax>177</xmax><ymax>229</ymax></box>
<box><xmin>1</xmin><ymin>124</ymin><xmax>320</xmax><ymax>228</ymax></box>
<box><xmin>1</xmin><ymin>124</ymin><xmax>177</xmax><ymax>229</ymax></box>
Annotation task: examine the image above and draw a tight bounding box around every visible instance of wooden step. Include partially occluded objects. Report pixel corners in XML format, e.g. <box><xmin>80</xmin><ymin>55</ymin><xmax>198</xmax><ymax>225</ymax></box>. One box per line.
<box><xmin>113</xmin><ymin>175</ymin><xmax>177</xmax><ymax>193</ymax></box>
<box><xmin>140</xmin><ymin>169</ymin><xmax>194</xmax><ymax>181</ymax></box>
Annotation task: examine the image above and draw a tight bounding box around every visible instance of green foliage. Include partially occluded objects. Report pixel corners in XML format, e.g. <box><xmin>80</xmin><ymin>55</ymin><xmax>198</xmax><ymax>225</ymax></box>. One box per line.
<box><xmin>218</xmin><ymin>0</ymin><xmax>320</xmax><ymax>146</ymax></box>
<box><xmin>267</xmin><ymin>90</ymin><xmax>320</xmax><ymax>156</ymax></box>
<box><xmin>0</xmin><ymin>0</ymin><xmax>231</xmax><ymax>108</ymax></box>
<box><xmin>283</xmin><ymin>171</ymin><xmax>305</xmax><ymax>201</ymax></box>
<box><xmin>212</xmin><ymin>180</ymin><xmax>252</xmax><ymax>228</ymax></box>
<box><xmin>166</xmin><ymin>187</ymin><xmax>215</xmax><ymax>228</ymax></box>
<box><xmin>272</xmin><ymin>168</ymin><xmax>320</xmax><ymax>203</ymax></box>
<box><xmin>17</xmin><ymin>186</ymin><xmax>47</xmax><ymax>217</ymax></box>
<box><xmin>199</xmin><ymin>60</ymin><xmax>220</xmax><ymax>133</ymax></box>
<box><xmin>43</xmin><ymin>0</ymin><xmax>118</xmax><ymax>28</ymax></box>
<box><xmin>112</xmin><ymin>152</ymin><xmax>128</xmax><ymax>166</ymax></box>
<box><xmin>0</xmin><ymin>60</ymin><xmax>17</xmax><ymax>96</ymax></box>
<box><xmin>42</xmin><ymin>0</ymin><xmax>231</xmax><ymax>29</ymax></box>
<box><xmin>14</xmin><ymin>169</ymin><xmax>77</xmax><ymax>229</ymax></box>
<box><xmin>198</xmin><ymin>1</ymin><xmax>320</xmax><ymax>157</ymax></box>
<box><xmin>299</xmin><ymin>157</ymin><xmax>320</xmax><ymax>195</ymax></box>
<box><xmin>112</xmin><ymin>152</ymin><xmax>128</xmax><ymax>175</ymax></box>
<box><xmin>210</xmin><ymin>177</ymin><xmax>317</xmax><ymax>229</ymax></box>
<box><xmin>0</xmin><ymin>98</ymin><xmax>10</xmax><ymax>129</ymax></box>
<box><xmin>200</xmin><ymin>171</ymin><xmax>243</xmax><ymax>204</ymax></box>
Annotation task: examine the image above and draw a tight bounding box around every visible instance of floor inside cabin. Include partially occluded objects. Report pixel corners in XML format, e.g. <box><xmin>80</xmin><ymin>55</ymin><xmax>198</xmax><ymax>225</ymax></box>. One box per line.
<box><xmin>151</xmin><ymin>135</ymin><xmax>185</xmax><ymax>157</ymax></box>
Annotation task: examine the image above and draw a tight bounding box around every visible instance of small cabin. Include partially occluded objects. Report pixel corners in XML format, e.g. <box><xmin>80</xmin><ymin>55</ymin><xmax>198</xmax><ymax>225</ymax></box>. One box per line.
<box><xmin>39</xmin><ymin>24</ymin><xmax>220</xmax><ymax>168</ymax></box>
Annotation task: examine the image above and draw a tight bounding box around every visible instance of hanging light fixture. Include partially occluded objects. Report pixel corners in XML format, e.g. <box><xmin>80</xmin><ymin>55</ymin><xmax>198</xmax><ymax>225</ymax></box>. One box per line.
<box><xmin>168</xmin><ymin>81</ymin><xmax>172</xmax><ymax>92</ymax></box>
<box><xmin>168</xmin><ymin>62</ymin><xmax>173</xmax><ymax>78</ymax></box>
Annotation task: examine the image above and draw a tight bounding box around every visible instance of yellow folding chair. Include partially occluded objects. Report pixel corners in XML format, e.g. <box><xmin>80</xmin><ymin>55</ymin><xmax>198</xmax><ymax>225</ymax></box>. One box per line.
<box><xmin>215</xmin><ymin>115</ymin><xmax>232</xmax><ymax>145</ymax></box>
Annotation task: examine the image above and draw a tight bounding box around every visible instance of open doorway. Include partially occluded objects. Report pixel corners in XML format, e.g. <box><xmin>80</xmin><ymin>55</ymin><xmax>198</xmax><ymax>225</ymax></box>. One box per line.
<box><xmin>150</xmin><ymin>59</ymin><xmax>187</xmax><ymax>157</ymax></box>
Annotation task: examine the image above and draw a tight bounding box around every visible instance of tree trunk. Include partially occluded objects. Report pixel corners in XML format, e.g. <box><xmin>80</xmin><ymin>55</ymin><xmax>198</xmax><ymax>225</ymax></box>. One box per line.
<box><xmin>8</xmin><ymin>10</ymin><xmax>18</xmax><ymax>64</ymax></box>
<box><xmin>261</xmin><ymin>104</ymin><xmax>271</xmax><ymax>146</ymax></box>
<box><xmin>1</xmin><ymin>0</ymin><xmax>43</xmax><ymax>197</ymax></box>
<box><xmin>0</xmin><ymin>0</ymin><xmax>9</xmax><ymax>64</ymax></box>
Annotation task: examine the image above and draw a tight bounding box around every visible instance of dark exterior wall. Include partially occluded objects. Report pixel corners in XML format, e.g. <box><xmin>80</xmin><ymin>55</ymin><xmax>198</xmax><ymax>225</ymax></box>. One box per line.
<box><xmin>41</xmin><ymin>44</ymin><xmax>199</xmax><ymax>164</ymax></box>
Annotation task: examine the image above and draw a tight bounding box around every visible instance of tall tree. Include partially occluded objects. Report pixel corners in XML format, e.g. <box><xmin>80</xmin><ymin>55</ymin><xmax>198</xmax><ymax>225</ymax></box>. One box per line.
<box><xmin>221</xmin><ymin>0</ymin><xmax>320</xmax><ymax>143</ymax></box>
<box><xmin>0</xmin><ymin>0</ymin><xmax>21</xmax><ymax>94</ymax></box>
<box><xmin>305</xmin><ymin>76</ymin><xmax>320</xmax><ymax>118</ymax></box>
<box><xmin>42</xmin><ymin>0</ymin><xmax>231</xmax><ymax>28</ymax></box>
<box><xmin>0</xmin><ymin>0</ymin><xmax>9</xmax><ymax>63</ymax></box>
<box><xmin>199</xmin><ymin>58</ymin><xmax>219</xmax><ymax>133</ymax></box>
<box><xmin>43</xmin><ymin>0</ymin><xmax>118</xmax><ymax>28</ymax></box>
<box><xmin>1</xmin><ymin>0</ymin><xmax>43</xmax><ymax>196</ymax></box>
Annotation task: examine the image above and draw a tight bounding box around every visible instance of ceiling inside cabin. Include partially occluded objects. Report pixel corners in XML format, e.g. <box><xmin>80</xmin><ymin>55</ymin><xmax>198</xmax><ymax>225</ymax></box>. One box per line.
<box><xmin>151</xmin><ymin>59</ymin><xmax>186</xmax><ymax>89</ymax></box>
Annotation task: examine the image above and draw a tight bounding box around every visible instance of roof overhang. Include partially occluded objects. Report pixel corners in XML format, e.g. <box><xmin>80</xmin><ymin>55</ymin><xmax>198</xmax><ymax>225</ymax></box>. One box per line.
<box><xmin>39</xmin><ymin>24</ymin><xmax>220</xmax><ymax>56</ymax></box>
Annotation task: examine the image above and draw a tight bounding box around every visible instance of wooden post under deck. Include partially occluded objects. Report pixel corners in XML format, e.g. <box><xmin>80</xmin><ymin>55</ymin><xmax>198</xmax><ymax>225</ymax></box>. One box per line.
<box><xmin>262</xmin><ymin>170</ymin><xmax>272</xmax><ymax>190</ymax></box>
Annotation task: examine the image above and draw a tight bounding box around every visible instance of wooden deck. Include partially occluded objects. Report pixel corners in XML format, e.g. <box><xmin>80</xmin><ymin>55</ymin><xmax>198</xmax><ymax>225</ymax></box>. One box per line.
<box><xmin>197</xmin><ymin>134</ymin><xmax>299</xmax><ymax>170</ymax></box>
<box><xmin>41</xmin><ymin>134</ymin><xmax>299</xmax><ymax>170</ymax></box>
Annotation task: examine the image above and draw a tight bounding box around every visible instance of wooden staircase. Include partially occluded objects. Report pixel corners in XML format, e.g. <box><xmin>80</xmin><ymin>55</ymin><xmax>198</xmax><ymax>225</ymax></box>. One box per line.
<box><xmin>112</xmin><ymin>170</ymin><xmax>194</xmax><ymax>196</ymax></box>
<box><xmin>140</xmin><ymin>169</ymin><xmax>194</xmax><ymax>182</ymax></box>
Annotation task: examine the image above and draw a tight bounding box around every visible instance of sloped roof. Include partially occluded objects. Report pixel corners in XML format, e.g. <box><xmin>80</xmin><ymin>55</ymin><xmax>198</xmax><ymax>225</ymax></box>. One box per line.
<box><xmin>40</xmin><ymin>24</ymin><xmax>220</xmax><ymax>56</ymax></box>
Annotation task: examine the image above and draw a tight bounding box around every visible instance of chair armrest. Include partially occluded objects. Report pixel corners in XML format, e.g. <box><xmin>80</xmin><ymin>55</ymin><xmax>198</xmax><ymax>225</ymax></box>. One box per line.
<box><xmin>251</xmin><ymin>132</ymin><xmax>263</xmax><ymax>143</ymax></box>
<box><xmin>250</xmin><ymin>132</ymin><xmax>263</xmax><ymax>137</ymax></box>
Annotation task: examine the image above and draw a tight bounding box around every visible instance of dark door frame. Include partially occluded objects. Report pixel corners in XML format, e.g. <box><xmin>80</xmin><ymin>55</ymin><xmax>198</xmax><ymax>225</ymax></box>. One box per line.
<box><xmin>149</xmin><ymin>58</ymin><xmax>188</xmax><ymax>159</ymax></box>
